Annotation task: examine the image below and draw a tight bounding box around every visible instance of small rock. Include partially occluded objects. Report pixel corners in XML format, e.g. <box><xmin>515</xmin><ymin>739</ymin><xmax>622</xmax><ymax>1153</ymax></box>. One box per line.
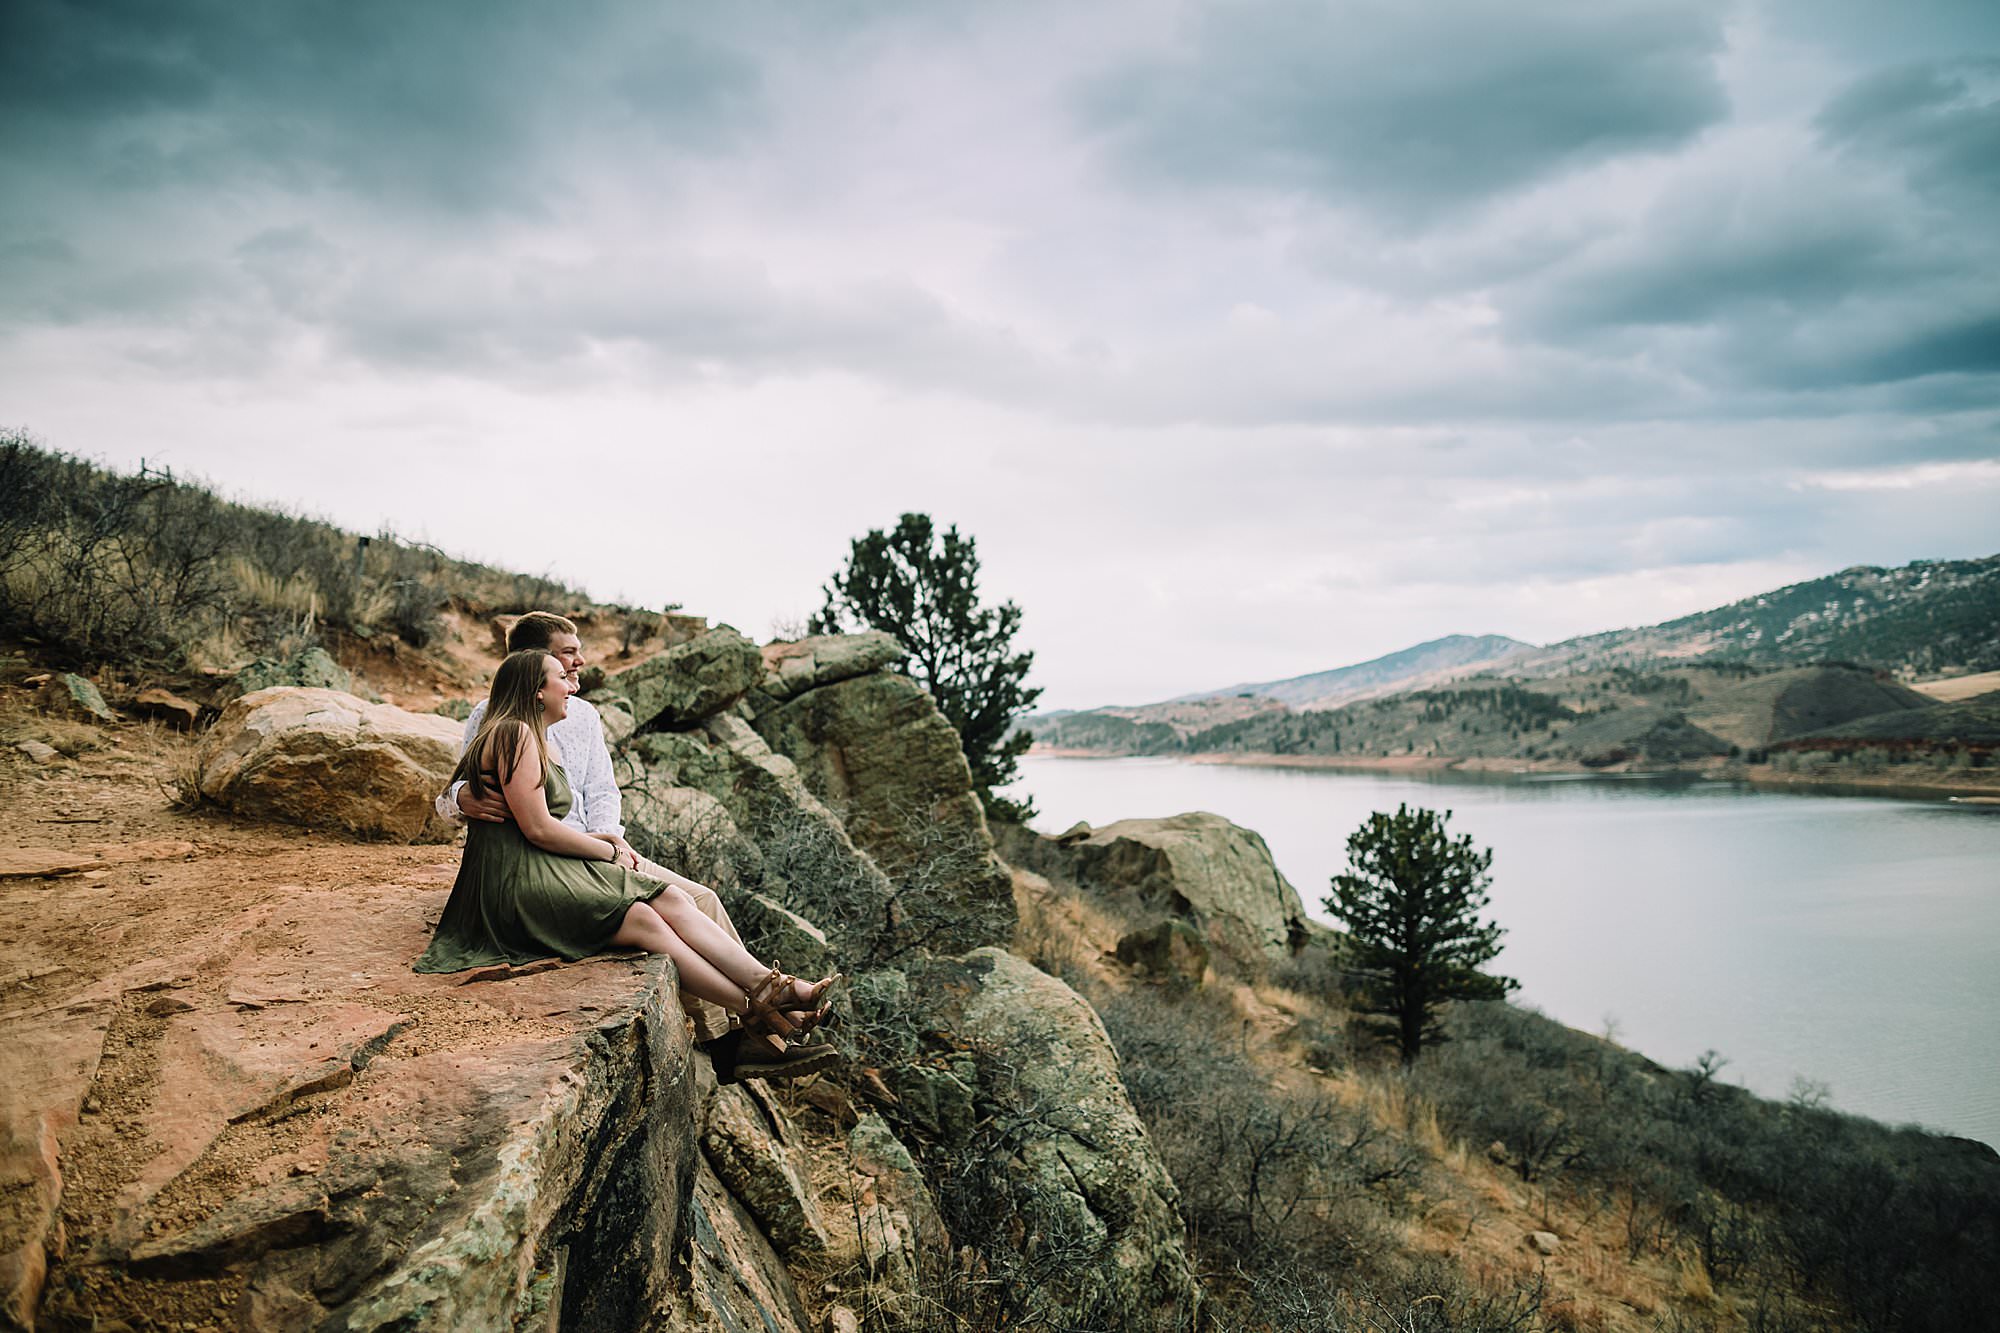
<box><xmin>1527</xmin><ymin>1230</ymin><xmax>1561</xmax><ymax>1255</ymax></box>
<box><xmin>81</xmin><ymin>1095</ymin><xmax>102</xmax><ymax>1115</ymax></box>
<box><xmin>40</xmin><ymin>672</ymin><xmax>116</xmax><ymax>724</ymax></box>
<box><xmin>824</xmin><ymin>1305</ymin><xmax>861</xmax><ymax>1333</ymax></box>
<box><xmin>1487</xmin><ymin>1140</ymin><xmax>1508</xmax><ymax>1164</ymax></box>
<box><xmin>1054</xmin><ymin>820</ymin><xmax>1093</xmax><ymax>846</ymax></box>
<box><xmin>132</xmin><ymin>687</ymin><xmax>202</xmax><ymax>730</ymax></box>
<box><xmin>145</xmin><ymin>996</ymin><xmax>195</xmax><ymax>1017</ymax></box>
<box><xmin>16</xmin><ymin>740</ymin><xmax>60</xmax><ymax>764</ymax></box>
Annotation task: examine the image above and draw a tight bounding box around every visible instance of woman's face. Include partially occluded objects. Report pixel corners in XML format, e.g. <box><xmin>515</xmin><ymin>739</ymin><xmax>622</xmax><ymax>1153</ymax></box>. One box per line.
<box><xmin>537</xmin><ymin>654</ymin><xmax>570</xmax><ymax>723</ymax></box>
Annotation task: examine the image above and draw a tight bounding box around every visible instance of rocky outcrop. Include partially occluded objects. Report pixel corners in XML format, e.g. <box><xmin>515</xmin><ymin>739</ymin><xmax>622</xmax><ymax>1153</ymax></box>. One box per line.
<box><xmin>911</xmin><ymin>949</ymin><xmax>1199</xmax><ymax>1330</ymax></box>
<box><xmin>751</xmin><ymin>667</ymin><xmax>1014</xmax><ymax>955</ymax></box>
<box><xmin>611</xmin><ymin>628</ymin><xmax>763</xmax><ymax>731</ymax></box>
<box><xmin>701</xmin><ymin>1082</ymin><xmax>831</xmax><ymax>1263</ymax></box>
<box><xmin>2</xmin><ymin>874</ymin><xmax>704</xmax><ymax>1331</ymax></box>
<box><xmin>755</xmin><ymin>632</ymin><xmax>906</xmax><ymax>705</ymax></box>
<box><xmin>625</xmin><ymin>718</ymin><xmax>897</xmax><ymax>959</ymax></box>
<box><xmin>228</xmin><ymin>646</ymin><xmax>354</xmax><ymax>699</ymax></box>
<box><xmin>844</xmin><ymin>1114</ymin><xmax>949</xmax><ymax>1320</ymax></box>
<box><xmin>1016</xmin><ymin>813</ymin><xmax>1308</xmax><ymax>970</ymax></box>
<box><xmin>196</xmin><ymin>687</ymin><xmax>463</xmax><ymax>842</ymax></box>
<box><xmin>1114</xmin><ymin>919</ymin><xmax>1209</xmax><ymax>986</ymax></box>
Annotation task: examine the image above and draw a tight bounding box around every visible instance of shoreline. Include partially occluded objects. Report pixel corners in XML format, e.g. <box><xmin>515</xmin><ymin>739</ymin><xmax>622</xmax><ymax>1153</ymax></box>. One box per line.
<box><xmin>1026</xmin><ymin>746</ymin><xmax>2000</xmax><ymax>801</ymax></box>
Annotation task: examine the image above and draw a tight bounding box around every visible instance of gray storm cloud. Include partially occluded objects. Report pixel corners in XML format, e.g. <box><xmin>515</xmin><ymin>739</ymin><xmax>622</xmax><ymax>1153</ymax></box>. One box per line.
<box><xmin>0</xmin><ymin>0</ymin><xmax>1995</xmax><ymax>705</ymax></box>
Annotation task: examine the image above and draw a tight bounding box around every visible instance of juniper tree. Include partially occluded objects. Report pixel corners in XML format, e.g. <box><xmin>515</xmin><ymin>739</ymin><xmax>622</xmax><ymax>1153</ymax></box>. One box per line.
<box><xmin>1326</xmin><ymin>804</ymin><xmax>1516</xmax><ymax>1064</ymax></box>
<box><xmin>811</xmin><ymin>513</ymin><xmax>1041</xmax><ymax>821</ymax></box>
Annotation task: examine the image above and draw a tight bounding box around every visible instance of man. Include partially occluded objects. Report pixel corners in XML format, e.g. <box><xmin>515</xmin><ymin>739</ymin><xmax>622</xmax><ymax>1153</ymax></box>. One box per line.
<box><xmin>436</xmin><ymin>612</ymin><xmax>831</xmax><ymax>1083</ymax></box>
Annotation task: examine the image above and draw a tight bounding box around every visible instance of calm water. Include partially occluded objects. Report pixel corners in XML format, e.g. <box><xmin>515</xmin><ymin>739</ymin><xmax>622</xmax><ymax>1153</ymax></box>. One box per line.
<box><xmin>1005</xmin><ymin>756</ymin><xmax>2000</xmax><ymax>1148</ymax></box>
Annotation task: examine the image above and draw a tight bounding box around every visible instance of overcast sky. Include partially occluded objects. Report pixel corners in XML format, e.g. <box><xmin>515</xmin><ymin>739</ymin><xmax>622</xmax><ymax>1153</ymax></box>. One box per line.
<box><xmin>4</xmin><ymin>1</ymin><xmax>1997</xmax><ymax>708</ymax></box>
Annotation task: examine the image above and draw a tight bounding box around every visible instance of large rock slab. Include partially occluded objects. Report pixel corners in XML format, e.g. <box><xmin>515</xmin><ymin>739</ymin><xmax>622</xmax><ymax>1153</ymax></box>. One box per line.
<box><xmin>196</xmin><ymin>687</ymin><xmax>463</xmax><ymax>842</ymax></box>
<box><xmin>1062</xmin><ymin>813</ymin><xmax>1309</xmax><ymax>969</ymax></box>
<box><xmin>6</xmin><ymin>879</ymin><xmax>706</xmax><ymax>1331</ymax></box>
<box><xmin>912</xmin><ymin>949</ymin><xmax>1198</xmax><ymax>1330</ymax></box>
<box><xmin>609</xmin><ymin>628</ymin><xmax>762</xmax><ymax>731</ymax></box>
<box><xmin>752</xmin><ymin>671</ymin><xmax>1014</xmax><ymax>956</ymax></box>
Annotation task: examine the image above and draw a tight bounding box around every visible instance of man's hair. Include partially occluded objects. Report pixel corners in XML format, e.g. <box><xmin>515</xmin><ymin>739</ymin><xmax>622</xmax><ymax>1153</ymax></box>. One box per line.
<box><xmin>507</xmin><ymin>611</ymin><xmax>580</xmax><ymax>652</ymax></box>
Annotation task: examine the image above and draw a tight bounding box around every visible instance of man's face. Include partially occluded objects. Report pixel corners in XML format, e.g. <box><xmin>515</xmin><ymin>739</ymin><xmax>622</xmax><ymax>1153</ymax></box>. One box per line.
<box><xmin>550</xmin><ymin>632</ymin><xmax>586</xmax><ymax>691</ymax></box>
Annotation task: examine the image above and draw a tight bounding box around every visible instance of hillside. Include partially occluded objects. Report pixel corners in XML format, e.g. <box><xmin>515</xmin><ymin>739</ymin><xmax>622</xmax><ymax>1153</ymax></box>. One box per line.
<box><xmin>1181</xmin><ymin>633</ymin><xmax>1534</xmax><ymax>710</ymax></box>
<box><xmin>6</xmin><ymin>684</ymin><xmax>1996</xmax><ymax>1333</ymax></box>
<box><xmin>1512</xmin><ymin>555</ymin><xmax>2000</xmax><ymax>678</ymax></box>
<box><xmin>4</xmin><ymin>456</ymin><xmax>1995</xmax><ymax>1331</ymax></box>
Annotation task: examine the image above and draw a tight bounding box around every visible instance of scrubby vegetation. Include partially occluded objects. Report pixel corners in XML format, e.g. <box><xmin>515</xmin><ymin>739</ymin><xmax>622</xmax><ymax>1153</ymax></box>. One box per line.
<box><xmin>0</xmin><ymin>433</ymin><xmax>585</xmax><ymax>671</ymax></box>
<box><xmin>1002</xmin><ymin>859</ymin><xmax>2000</xmax><ymax>1333</ymax></box>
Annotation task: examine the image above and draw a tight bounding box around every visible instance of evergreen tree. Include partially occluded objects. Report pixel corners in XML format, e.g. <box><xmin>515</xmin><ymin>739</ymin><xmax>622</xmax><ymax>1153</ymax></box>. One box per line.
<box><xmin>1326</xmin><ymin>804</ymin><xmax>1516</xmax><ymax>1063</ymax></box>
<box><xmin>811</xmin><ymin>513</ymin><xmax>1041</xmax><ymax>821</ymax></box>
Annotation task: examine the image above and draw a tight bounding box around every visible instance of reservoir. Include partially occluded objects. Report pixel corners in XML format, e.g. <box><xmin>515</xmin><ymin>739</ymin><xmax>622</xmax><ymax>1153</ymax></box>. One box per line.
<box><xmin>1007</xmin><ymin>755</ymin><xmax>2000</xmax><ymax>1149</ymax></box>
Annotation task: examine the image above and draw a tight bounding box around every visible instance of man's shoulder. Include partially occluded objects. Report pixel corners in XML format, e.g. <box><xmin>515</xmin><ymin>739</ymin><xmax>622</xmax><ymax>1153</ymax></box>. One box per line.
<box><xmin>552</xmin><ymin>697</ymin><xmax>603</xmax><ymax>742</ymax></box>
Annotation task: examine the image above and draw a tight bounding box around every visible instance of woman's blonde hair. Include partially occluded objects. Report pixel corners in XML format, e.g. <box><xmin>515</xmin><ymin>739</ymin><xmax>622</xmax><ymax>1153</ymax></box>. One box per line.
<box><xmin>452</xmin><ymin>649</ymin><xmax>557</xmax><ymax>799</ymax></box>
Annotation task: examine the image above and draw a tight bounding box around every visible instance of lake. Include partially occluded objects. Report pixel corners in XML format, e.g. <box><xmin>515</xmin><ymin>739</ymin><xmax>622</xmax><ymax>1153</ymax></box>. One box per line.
<box><xmin>1005</xmin><ymin>755</ymin><xmax>2000</xmax><ymax>1148</ymax></box>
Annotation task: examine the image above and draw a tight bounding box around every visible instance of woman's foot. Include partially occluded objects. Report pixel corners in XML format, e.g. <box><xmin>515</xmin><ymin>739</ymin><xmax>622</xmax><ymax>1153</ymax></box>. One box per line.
<box><xmin>744</xmin><ymin>967</ymin><xmax>843</xmax><ymax>1042</ymax></box>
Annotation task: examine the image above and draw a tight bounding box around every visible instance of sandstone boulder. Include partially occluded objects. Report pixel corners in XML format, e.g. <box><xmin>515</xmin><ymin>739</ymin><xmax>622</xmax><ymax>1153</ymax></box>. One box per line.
<box><xmin>679</xmin><ymin>1156</ymin><xmax>812</xmax><ymax>1333</ymax></box>
<box><xmin>756</xmin><ymin>631</ymin><xmax>906</xmax><ymax>704</ymax></box>
<box><xmin>197</xmin><ymin>687</ymin><xmax>464</xmax><ymax>842</ymax></box>
<box><xmin>912</xmin><ymin>948</ymin><xmax>1198</xmax><ymax>1329</ymax></box>
<box><xmin>726</xmin><ymin>892</ymin><xmax>837</xmax><ymax>982</ymax></box>
<box><xmin>753</xmin><ymin>671</ymin><xmax>1014</xmax><ymax>955</ymax></box>
<box><xmin>1115</xmin><ymin>919</ymin><xmax>1209</xmax><ymax>986</ymax></box>
<box><xmin>701</xmin><ymin>1083</ymin><xmax>831</xmax><ymax>1263</ymax></box>
<box><xmin>3</xmin><ymin>883</ymin><xmax>705</xmax><ymax>1331</ymax></box>
<box><xmin>38</xmin><ymin>673</ymin><xmax>115</xmax><ymax>724</ymax></box>
<box><xmin>610</xmin><ymin>627</ymin><xmax>762</xmax><ymax>731</ymax></box>
<box><xmin>848</xmin><ymin>1114</ymin><xmax>948</xmax><ymax>1259</ymax></box>
<box><xmin>623</xmin><ymin>781</ymin><xmax>758</xmax><ymax>891</ymax></box>
<box><xmin>1067</xmin><ymin>813</ymin><xmax>1308</xmax><ymax>970</ymax></box>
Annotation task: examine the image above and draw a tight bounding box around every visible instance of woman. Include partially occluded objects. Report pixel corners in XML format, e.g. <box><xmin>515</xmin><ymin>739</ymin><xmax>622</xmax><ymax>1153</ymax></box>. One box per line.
<box><xmin>416</xmin><ymin>649</ymin><xmax>837</xmax><ymax>1050</ymax></box>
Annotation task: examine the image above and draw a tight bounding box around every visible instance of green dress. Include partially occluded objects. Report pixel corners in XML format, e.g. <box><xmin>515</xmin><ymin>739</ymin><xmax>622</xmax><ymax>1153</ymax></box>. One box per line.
<box><xmin>415</xmin><ymin>763</ymin><xmax>656</xmax><ymax>973</ymax></box>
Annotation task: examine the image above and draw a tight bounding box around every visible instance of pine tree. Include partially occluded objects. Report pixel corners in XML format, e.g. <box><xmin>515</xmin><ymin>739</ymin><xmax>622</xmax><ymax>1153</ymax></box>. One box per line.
<box><xmin>1326</xmin><ymin>804</ymin><xmax>1516</xmax><ymax>1063</ymax></box>
<box><xmin>811</xmin><ymin>513</ymin><xmax>1041</xmax><ymax>821</ymax></box>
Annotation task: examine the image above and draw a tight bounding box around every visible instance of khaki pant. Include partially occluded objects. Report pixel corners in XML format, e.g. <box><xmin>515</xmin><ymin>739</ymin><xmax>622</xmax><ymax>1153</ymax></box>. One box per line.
<box><xmin>631</xmin><ymin>854</ymin><xmax>742</xmax><ymax>1042</ymax></box>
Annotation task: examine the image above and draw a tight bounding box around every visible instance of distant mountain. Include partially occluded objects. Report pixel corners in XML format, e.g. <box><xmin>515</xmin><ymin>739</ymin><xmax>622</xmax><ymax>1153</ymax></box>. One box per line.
<box><xmin>1025</xmin><ymin>553</ymin><xmax>2000</xmax><ymax>763</ymax></box>
<box><xmin>1180</xmin><ymin>634</ymin><xmax>1535</xmax><ymax>710</ymax></box>
<box><xmin>1516</xmin><ymin>555</ymin><xmax>2000</xmax><ymax>678</ymax></box>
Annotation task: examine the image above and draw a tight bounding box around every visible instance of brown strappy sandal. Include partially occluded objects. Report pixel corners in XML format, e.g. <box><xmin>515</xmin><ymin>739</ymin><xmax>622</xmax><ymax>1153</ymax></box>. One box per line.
<box><xmin>744</xmin><ymin>965</ymin><xmax>844</xmax><ymax>1043</ymax></box>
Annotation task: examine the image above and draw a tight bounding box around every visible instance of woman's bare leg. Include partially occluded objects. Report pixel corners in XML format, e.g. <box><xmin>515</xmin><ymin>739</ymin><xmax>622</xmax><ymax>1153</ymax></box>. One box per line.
<box><xmin>610</xmin><ymin>903</ymin><xmax>748</xmax><ymax>1013</ymax></box>
<box><xmin>644</xmin><ymin>890</ymin><xmax>784</xmax><ymax>991</ymax></box>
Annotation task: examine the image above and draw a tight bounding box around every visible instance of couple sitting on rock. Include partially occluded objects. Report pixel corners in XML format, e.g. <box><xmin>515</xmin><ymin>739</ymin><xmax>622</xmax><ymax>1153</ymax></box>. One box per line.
<box><xmin>414</xmin><ymin>612</ymin><xmax>840</xmax><ymax>1084</ymax></box>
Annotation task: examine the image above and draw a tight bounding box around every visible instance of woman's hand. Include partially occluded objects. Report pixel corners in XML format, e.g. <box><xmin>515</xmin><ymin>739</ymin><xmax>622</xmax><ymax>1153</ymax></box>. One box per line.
<box><xmin>589</xmin><ymin>833</ymin><xmax>640</xmax><ymax>869</ymax></box>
